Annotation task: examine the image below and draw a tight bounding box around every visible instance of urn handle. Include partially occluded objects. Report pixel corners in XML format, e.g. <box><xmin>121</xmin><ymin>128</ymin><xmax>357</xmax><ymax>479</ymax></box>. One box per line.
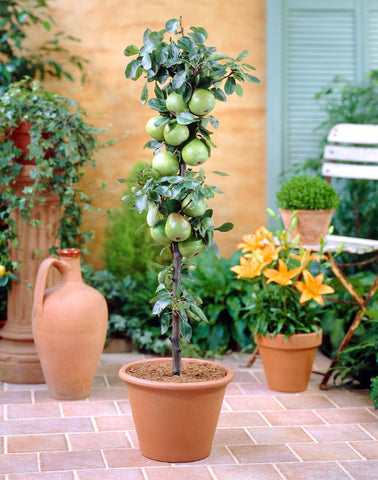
<box><xmin>32</xmin><ymin>257</ymin><xmax>70</xmax><ymax>321</ymax></box>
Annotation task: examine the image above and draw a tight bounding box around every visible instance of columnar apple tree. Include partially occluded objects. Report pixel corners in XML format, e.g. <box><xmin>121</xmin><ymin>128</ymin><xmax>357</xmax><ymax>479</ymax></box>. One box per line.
<box><xmin>123</xmin><ymin>18</ymin><xmax>259</xmax><ymax>375</ymax></box>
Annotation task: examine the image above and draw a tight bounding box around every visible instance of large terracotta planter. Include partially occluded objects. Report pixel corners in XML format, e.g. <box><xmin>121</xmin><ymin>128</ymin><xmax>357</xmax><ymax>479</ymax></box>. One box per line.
<box><xmin>32</xmin><ymin>248</ymin><xmax>108</xmax><ymax>400</ymax></box>
<box><xmin>279</xmin><ymin>208</ymin><xmax>335</xmax><ymax>245</ymax></box>
<box><xmin>119</xmin><ymin>357</ymin><xmax>234</xmax><ymax>462</ymax></box>
<box><xmin>255</xmin><ymin>330</ymin><xmax>322</xmax><ymax>392</ymax></box>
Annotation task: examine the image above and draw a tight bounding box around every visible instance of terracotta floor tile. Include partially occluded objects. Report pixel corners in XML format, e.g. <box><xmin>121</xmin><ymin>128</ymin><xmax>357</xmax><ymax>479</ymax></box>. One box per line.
<box><xmin>213</xmin><ymin>427</ymin><xmax>254</xmax><ymax>445</ymax></box>
<box><xmin>217</xmin><ymin>411</ymin><xmax>267</xmax><ymax>427</ymax></box>
<box><xmin>341</xmin><ymin>460</ymin><xmax>378</xmax><ymax>479</ymax></box>
<box><xmin>0</xmin><ymin>453</ymin><xmax>38</xmax><ymax>474</ymax></box>
<box><xmin>0</xmin><ymin>435</ymin><xmax>3</xmax><ymax>453</ymax></box>
<box><xmin>212</xmin><ymin>464</ymin><xmax>283</xmax><ymax>480</ymax></box>
<box><xmin>91</xmin><ymin>376</ymin><xmax>107</xmax><ymax>387</ymax></box>
<box><xmin>276</xmin><ymin>394</ymin><xmax>336</xmax><ymax>410</ymax></box>
<box><xmin>106</xmin><ymin>374</ymin><xmax>125</xmax><ymax>387</ymax></box>
<box><xmin>103</xmin><ymin>447</ymin><xmax>169</xmax><ymax>467</ymax></box>
<box><xmin>78</xmin><ymin>468</ymin><xmax>144</xmax><ymax>480</ymax></box>
<box><xmin>229</xmin><ymin>444</ymin><xmax>297</xmax><ymax>463</ymax></box>
<box><xmin>248</xmin><ymin>426</ymin><xmax>313</xmax><ymax>444</ymax></box>
<box><xmin>0</xmin><ymin>417</ymin><xmax>93</xmax><ymax>435</ymax></box>
<box><xmin>145</xmin><ymin>466</ymin><xmax>212</xmax><ymax>479</ymax></box>
<box><xmin>40</xmin><ymin>450</ymin><xmax>105</xmax><ymax>471</ymax></box>
<box><xmin>233</xmin><ymin>371</ymin><xmax>258</xmax><ymax>383</ymax></box>
<box><xmin>69</xmin><ymin>431</ymin><xmax>130</xmax><ymax>450</ymax></box>
<box><xmin>95</xmin><ymin>414</ymin><xmax>135</xmax><ymax>431</ymax></box>
<box><xmin>88</xmin><ymin>387</ymin><xmax>128</xmax><ymax>401</ymax></box>
<box><xmin>361</xmin><ymin>422</ymin><xmax>378</xmax><ymax>439</ymax></box>
<box><xmin>62</xmin><ymin>400</ymin><xmax>117</xmax><ymax>417</ymax></box>
<box><xmin>7</xmin><ymin>403</ymin><xmax>62</xmax><ymax>419</ymax></box>
<box><xmin>277</xmin><ymin>461</ymin><xmax>352</xmax><ymax>479</ymax></box>
<box><xmin>291</xmin><ymin>442</ymin><xmax>362</xmax><ymax>461</ymax></box>
<box><xmin>350</xmin><ymin>441</ymin><xmax>378</xmax><ymax>460</ymax></box>
<box><xmin>116</xmin><ymin>400</ymin><xmax>132</xmax><ymax>414</ymax></box>
<box><xmin>224</xmin><ymin>383</ymin><xmax>246</xmax><ymax>396</ymax></box>
<box><xmin>226</xmin><ymin>396</ymin><xmax>283</xmax><ymax>411</ymax></box>
<box><xmin>8</xmin><ymin>473</ymin><xmax>74</xmax><ymax>480</ymax></box>
<box><xmin>261</xmin><ymin>409</ymin><xmax>325</xmax><ymax>426</ymax></box>
<box><xmin>8</xmin><ymin>434</ymin><xmax>68</xmax><ymax>453</ymax></box>
<box><xmin>96</xmin><ymin>361</ymin><xmax>124</xmax><ymax>375</ymax></box>
<box><xmin>316</xmin><ymin>408</ymin><xmax>377</xmax><ymax>424</ymax></box>
<box><xmin>327</xmin><ymin>391</ymin><xmax>373</xmax><ymax>408</ymax></box>
<box><xmin>177</xmin><ymin>445</ymin><xmax>236</xmax><ymax>466</ymax></box>
<box><xmin>305</xmin><ymin>424</ymin><xmax>372</xmax><ymax>442</ymax></box>
<box><xmin>0</xmin><ymin>391</ymin><xmax>31</xmax><ymax>405</ymax></box>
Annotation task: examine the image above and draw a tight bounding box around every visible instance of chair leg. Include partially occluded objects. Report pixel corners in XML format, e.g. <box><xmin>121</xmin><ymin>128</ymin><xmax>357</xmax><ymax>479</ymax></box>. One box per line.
<box><xmin>246</xmin><ymin>346</ymin><xmax>259</xmax><ymax>367</ymax></box>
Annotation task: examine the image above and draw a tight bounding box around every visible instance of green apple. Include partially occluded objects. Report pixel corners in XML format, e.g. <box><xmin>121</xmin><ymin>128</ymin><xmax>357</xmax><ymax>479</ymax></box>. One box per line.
<box><xmin>165</xmin><ymin>213</ymin><xmax>191</xmax><ymax>242</ymax></box>
<box><xmin>146</xmin><ymin>116</ymin><xmax>165</xmax><ymax>140</ymax></box>
<box><xmin>182</xmin><ymin>194</ymin><xmax>207</xmax><ymax>217</ymax></box>
<box><xmin>181</xmin><ymin>139</ymin><xmax>209</xmax><ymax>166</ymax></box>
<box><xmin>189</xmin><ymin>88</ymin><xmax>215</xmax><ymax>116</ymax></box>
<box><xmin>163</xmin><ymin>123</ymin><xmax>190</xmax><ymax>146</ymax></box>
<box><xmin>150</xmin><ymin>219</ymin><xmax>171</xmax><ymax>245</ymax></box>
<box><xmin>151</xmin><ymin>151</ymin><xmax>179</xmax><ymax>176</ymax></box>
<box><xmin>178</xmin><ymin>236</ymin><xmax>204</xmax><ymax>258</ymax></box>
<box><xmin>166</xmin><ymin>92</ymin><xmax>189</xmax><ymax>114</ymax></box>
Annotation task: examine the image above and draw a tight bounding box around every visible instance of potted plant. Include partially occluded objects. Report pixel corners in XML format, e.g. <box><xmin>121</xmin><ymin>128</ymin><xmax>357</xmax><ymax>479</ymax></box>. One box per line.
<box><xmin>0</xmin><ymin>78</ymin><xmax>108</xmax><ymax>383</ymax></box>
<box><xmin>117</xmin><ymin>17</ymin><xmax>260</xmax><ymax>462</ymax></box>
<box><xmin>230</xmin><ymin>219</ymin><xmax>336</xmax><ymax>392</ymax></box>
<box><xmin>276</xmin><ymin>174</ymin><xmax>339</xmax><ymax>245</ymax></box>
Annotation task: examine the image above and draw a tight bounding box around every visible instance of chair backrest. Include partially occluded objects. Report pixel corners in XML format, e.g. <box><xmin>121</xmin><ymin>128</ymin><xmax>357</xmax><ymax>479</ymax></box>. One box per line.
<box><xmin>321</xmin><ymin>123</ymin><xmax>378</xmax><ymax>181</ymax></box>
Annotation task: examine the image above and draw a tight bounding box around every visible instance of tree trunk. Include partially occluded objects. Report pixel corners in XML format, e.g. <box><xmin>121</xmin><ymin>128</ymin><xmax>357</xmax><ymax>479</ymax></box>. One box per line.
<box><xmin>171</xmin><ymin>242</ymin><xmax>182</xmax><ymax>375</ymax></box>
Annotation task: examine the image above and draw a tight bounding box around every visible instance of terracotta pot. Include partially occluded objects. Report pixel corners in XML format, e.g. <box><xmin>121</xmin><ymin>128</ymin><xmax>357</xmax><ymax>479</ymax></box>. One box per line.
<box><xmin>32</xmin><ymin>248</ymin><xmax>108</xmax><ymax>400</ymax></box>
<box><xmin>119</xmin><ymin>357</ymin><xmax>234</xmax><ymax>462</ymax></box>
<box><xmin>7</xmin><ymin>121</ymin><xmax>56</xmax><ymax>164</ymax></box>
<box><xmin>255</xmin><ymin>330</ymin><xmax>322</xmax><ymax>392</ymax></box>
<box><xmin>279</xmin><ymin>208</ymin><xmax>335</xmax><ymax>245</ymax></box>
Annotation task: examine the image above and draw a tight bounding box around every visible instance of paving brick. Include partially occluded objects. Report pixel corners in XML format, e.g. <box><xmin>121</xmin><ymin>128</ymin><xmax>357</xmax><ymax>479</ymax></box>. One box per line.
<box><xmin>104</xmin><ymin>447</ymin><xmax>169</xmax><ymax>467</ymax></box>
<box><xmin>305</xmin><ymin>424</ymin><xmax>372</xmax><ymax>442</ymax></box>
<box><xmin>145</xmin><ymin>466</ymin><xmax>212</xmax><ymax>479</ymax></box>
<box><xmin>290</xmin><ymin>442</ymin><xmax>362</xmax><ymax>461</ymax></box>
<box><xmin>327</xmin><ymin>391</ymin><xmax>373</xmax><ymax>408</ymax></box>
<box><xmin>7</xmin><ymin>403</ymin><xmax>62</xmax><ymax>419</ymax></box>
<box><xmin>350</xmin><ymin>441</ymin><xmax>378</xmax><ymax>460</ymax></box>
<box><xmin>8</xmin><ymin>434</ymin><xmax>67</xmax><ymax>453</ymax></box>
<box><xmin>361</xmin><ymin>422</ymin><xmax>378</xmax><ymax>439</ymax></box>
<box><xmin>177</xmin><ymin>445</ymin><xmax>236</xmax><ymax>466</ymax></box>
<box><xmin>117</xmin><ymin>400</ymin><xmax>132</xmax><ymax>414</ymax></box>
<box><xmin>316</xmin><ymin>408</ymin><xmax>377</xmax><ymax>424</ymax></box>
<box><xmin>69</xmin><ymin>431</ymin><xmax>130</xmax><ymax>450</ymax></box>
<box><xmin>226</xmin><ymin>396</ymin><xmax>283</xmax><ymax>411</ymax></box>
<box><xmin>8</xmin><ymin>472</ymin><xmax>74</xmax><ymax>480</ymax></box>
<box><xmin>224</xmin><ymin>383</ymin><xmax>246</xmax><ymax>396</ymax></box>
<box><xmin>78</xmin><ymin>469</ymin><xmax>144</xmax><ymax>480</ymax></box>
<box><xmin>40</xmin><ymin>450</ymin><xmax>105</xmax><ymax>471</ymax></box>
<box><xmin>0</xmin><ymin>391</ymin><xmax>31</xmax><ymax>405</ymax></box>
<box><xmin>213</xmin><ymin>427</ymin><xmax>254</xmax><ymax>445</ymax></box>
<box><xmin>62</xmin><ymin>400</ymin><xmax>117</xmax><ymax>417</ymax></box>
<box><xmin>95</xmin><ymin>414</ymin><xmax>135</xmax><ymax>431</ymax></box>
<box><xmin>277</xmin><ymin>461</ymin><xmax>352</xmax><ymax>479</ymax></box>
<box><xmin>0</xmin><ymin>417</ymin><xmax>93</xmax><ymax>435</ymax></box>
<box><xmin>276</xmin><ymin>394</ymin><xmax>336</xmax><ymax>410</ymax></box>
<box><xmin>229</xmin><ymin>444</ymin><xmax>297</xmax><ymax>463</ymax></box>
<box><xmin>0</xmin><ymin>453</ymin><xmax>38</xmax><ymax>474</ymax></box>
<box><xmin>248</xmin><ymin>426</ymin><xmax>313</xmax><ymax>444</ymax></box>
<box><xmin>261</xmin><ymin>410</ymin><xmax>325</xmax><ymax>426</ymax></box>
<box><xmin>341</xmin><ymin>460</ymin><xmax>378</xmax><ymax>479</ymax></box>
<box><xmin>212</xmin><ymin>464</ymin><xmax>283</xmax><ymax>480</ymax></box>
<box><xmin>88</xmin><ymin>387</ymin><xmax>128</xmax><ymax>401</ymax></box>
<box><xmin>217</xmin><ymin>411</ymin><xmax>267</xmax><ymax>427</ymax></box>
<box><xmin>106</xmin><ymin>374</ymin><xmax>125</xmax><ymax>387</ymax></box>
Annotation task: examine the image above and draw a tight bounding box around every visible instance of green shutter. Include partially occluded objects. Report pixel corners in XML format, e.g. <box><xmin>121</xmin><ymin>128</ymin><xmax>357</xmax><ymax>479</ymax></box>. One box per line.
<box><xmin>267</xmin><ymin>0</ymin><xmax>376</xmax><ymax>213</ymax></box>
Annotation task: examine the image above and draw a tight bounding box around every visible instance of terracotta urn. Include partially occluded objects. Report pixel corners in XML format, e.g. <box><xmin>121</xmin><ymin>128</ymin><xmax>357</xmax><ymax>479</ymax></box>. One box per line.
<box><xmin>119</xmin><ymin>357</ymin><xmax>234</xmax><ymax>462</ymax></box>
<box><xmin>32</xmin><ymin>248</ymin><xmax>108</xmax><ymax>400</ymax></box>
<box><xmin>279</xmin><ymin>208</ymin><xmax>335</xmax><ymax>245</ymax></box>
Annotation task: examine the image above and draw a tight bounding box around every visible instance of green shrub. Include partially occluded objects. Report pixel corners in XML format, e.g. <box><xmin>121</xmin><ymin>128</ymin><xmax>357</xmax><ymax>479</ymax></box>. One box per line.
<box><xmin>370</xmin><ymin>376</ymin><xmax>378</xmax><ymax>409</ymax></box>
<box><xmin>276</xmin><ymin>174</ymin><xmax>339</xmax><ymax>211</ymax></box>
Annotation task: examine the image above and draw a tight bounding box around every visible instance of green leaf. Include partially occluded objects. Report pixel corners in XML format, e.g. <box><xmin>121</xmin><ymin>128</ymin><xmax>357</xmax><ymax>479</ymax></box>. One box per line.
<box><xmin>171</xmin><ymin>70</ymin><xmax>187</xmax><ymax>90</ymax></box>
<box><xmin>212</xmin><ymin>88</ymin><xmax>227</xmax><ymax>102</ymax></box>
<box><xmin>224</xmin><ymin>77</ymin><xmax>236</xmax><ymax>95</ymax></box>
<box><xmin>208</xmin><ymin>115</ymin><xmax>219</xmax><ymax>129</ymax></box>
<box><xmin>243</xmin><ymin>73</ymin><xmax>261</xmax><ymax>83</ymax></box>
<box><xmin>235</xmin><ymin>84</ymin><xmax>244</xmax><ymax>98</ymax></box>
<box><xmin>141</xmin><ymin>84</ymin><xmax>148</xmax><ymax>105</ymax></box>
<box><xmin>214</xmin><ymin>222</ymin><xmax>234</xmax><ymax>232</ymax></box>
<box><xmin>160</xmin><ymin>312</ymin><xmax>170</xmax><ymax>334</ymax></box>
<box><xmin>135</xmin><ymin>194</ymin><xmax>148</xmax><ymax>213</ymax></box>
<box><xmin>124</xmin><ymin>44</ymin><xmax>139</xmax><ymax>56</ymax></box>
<box><xmin>181</xmin><ymin>319</ymin><xmax>192</xmax><ymax>341</ymax></box>
<box><xmin>188</xmin><ymin>31</ymin><xmax>206</xmax><ymax>45</ymax></box>
<box><xmin>152</xmin><ymin>298</ymin><xmax>172</xmax><ymax>315</ymax></box>
<box><xmin>43</xmin><ymin>21</ymin><xmax>51</xmax><ymax>31</ymax></box>
<box><xmin>165</xmin><ymin>19</ymin><xmax>179</xmax><ymax>33</ymax></box>
<box><xmin>190</xmin><ymin>26</ymin><xmax>208</xmax><ymax>40</ymax></box>
<box><xmin>125</xmin><ymin>59</ymin><xmax>142</xmax><ymax>79</ymax></box>
<box><xmin>176</xmin><ymin>111</ymin><xmax>197</xmax><ymax>125</ymax></box>
<box><xmin>177</xmin><ymin>36</ymin><xmax>195</xmax><ymax>53</ymax></box>
<box><xmin>147</xmin><ymin>98</ymin><xmax>168</xmax><ymax>112</ymax></box>
<box><xmin>212</xmin><ymin>171</ymin><xmax>230</xmax><ymax>176</ymax></box>
<box><xmin>236</xmin><ymin>49</ymin><xmax>249</xmax><ymax>61</ymax></box>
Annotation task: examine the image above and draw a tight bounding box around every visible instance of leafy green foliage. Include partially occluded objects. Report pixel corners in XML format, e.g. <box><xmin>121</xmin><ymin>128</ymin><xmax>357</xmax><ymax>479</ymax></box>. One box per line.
<box><xmin>276</xmin><ymin>174</ymin><xmax>339</xmax><ymax>211</ymax></box>
<box><xmin>0</xmin><ymin>79</ymin><xmax>109</xmax><ymax>289</ymax></box>
<box><xmin>0</xmin><ymin>0</ymin><xmax>87</xmax><ymax>93</ymax></box>
<box><xmin>370</xmin><ymin>376</ymin><xmax>378</xmax><ymax>409</ymax></box>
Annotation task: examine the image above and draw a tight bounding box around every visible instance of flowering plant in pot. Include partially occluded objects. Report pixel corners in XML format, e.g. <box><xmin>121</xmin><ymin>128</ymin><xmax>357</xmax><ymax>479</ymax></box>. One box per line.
<box><xmin>118</xmin><ymin>17</ymin><xmax>259</xmax><ymax>462</ymax></box>
<box><xmin>231</xmin><ymin>218</ymin><xmax>336</xmax><ymax>392</ymax></box>
<box><xmin>276</xmin><ymin>174</ymin><xmax>339</xmax><ymax>245</ymax></box>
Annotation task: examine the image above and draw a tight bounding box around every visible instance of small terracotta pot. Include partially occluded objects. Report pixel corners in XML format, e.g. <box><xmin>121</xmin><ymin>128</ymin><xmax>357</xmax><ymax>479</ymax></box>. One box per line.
<box><xmin>279</xmin><ymin>209</ymin><xmax>335</xmax><ymax>245</ymax></box>
<box><xmin>255</xmin><ymin>330</ymin><xmax>322</xmax><ymax>392</ymax></box>
<box><xmin>119</xmin><ymin>357</ymin><xmax>234</xmax><ymax>462</ymax></box>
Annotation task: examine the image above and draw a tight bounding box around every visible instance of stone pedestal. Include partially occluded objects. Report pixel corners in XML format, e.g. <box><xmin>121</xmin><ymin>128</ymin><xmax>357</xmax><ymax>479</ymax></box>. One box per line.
<box><xmin>0</xmin><ymin>166</ymin><xmax>60</xmax><ymax>383</ymax></box>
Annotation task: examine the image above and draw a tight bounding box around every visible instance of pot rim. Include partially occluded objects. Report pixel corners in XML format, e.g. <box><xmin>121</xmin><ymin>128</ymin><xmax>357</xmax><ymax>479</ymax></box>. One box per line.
<box><xmin>255</xmin><ymin>329</ymin><xmax>323</xmax><ymax>349</ymax></box>
<box><xmin>119</xmin><ymin>357</ymin><xmax>234</xmax><ymax>391</ymax></box>
<box><xmin>278</xmin><ymin>208</ymin><xmax>336</xmax><ymax>214</ymax></box>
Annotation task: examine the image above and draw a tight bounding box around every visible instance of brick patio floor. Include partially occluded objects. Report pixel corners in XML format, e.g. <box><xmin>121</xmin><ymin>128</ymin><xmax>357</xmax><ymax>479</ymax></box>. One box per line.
<box><xmin>0</xmin><ymin>351</ymin><xmax>377</xmax><ymax>479</ymax></box>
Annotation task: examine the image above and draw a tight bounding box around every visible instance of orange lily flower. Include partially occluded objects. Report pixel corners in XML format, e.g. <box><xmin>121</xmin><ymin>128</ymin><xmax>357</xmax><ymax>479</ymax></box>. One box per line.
<box><xmin>230</xmin><ymin>256</ymin><xmax>263</xmax><ymax>279</ymax></box>
<box><xmin>295</xmin><ymin>269</ymin><xmax>335</xmax><ymax>306</ymax></box>
<box><xmin>237</xmin><ymin>226</ymin><xmax>274</xmax><ymax>253</ymax></box>
<box><xmin>263</xmin><ymin>259</ymin><xmax>302</xmax><ymax>286</ymax></box>
<box><xmin>291</xmin><ymin>249</ymin><xmax>327</xmax><ymax>269</ymax></box>
<box><xmin>245</xmin><ymin>243</ymin><xmax>282</xmax><ymax>266</ymax></box>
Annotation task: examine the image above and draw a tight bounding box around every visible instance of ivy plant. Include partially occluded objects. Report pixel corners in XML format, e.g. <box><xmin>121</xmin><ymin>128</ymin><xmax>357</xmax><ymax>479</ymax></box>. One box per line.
<box><xmin>121</xmin><ymin>17</ymin><xmax>259</xmax><ymax>375</ymax></box>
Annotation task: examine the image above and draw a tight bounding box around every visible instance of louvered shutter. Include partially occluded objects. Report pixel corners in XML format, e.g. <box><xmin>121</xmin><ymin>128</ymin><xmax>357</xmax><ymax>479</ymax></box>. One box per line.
<box><xmin>267</xmin><ymin>0</ymin><xmax>377</xmax><ymax>211</ymax></box>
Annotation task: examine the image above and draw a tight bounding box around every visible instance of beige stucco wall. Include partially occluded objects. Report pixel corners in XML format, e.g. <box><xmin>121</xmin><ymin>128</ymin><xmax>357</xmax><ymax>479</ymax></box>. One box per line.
<box><xmin>44</xmin><ymin>0</ymin><xmax>266</xmax><ymax>268</ymax></box>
